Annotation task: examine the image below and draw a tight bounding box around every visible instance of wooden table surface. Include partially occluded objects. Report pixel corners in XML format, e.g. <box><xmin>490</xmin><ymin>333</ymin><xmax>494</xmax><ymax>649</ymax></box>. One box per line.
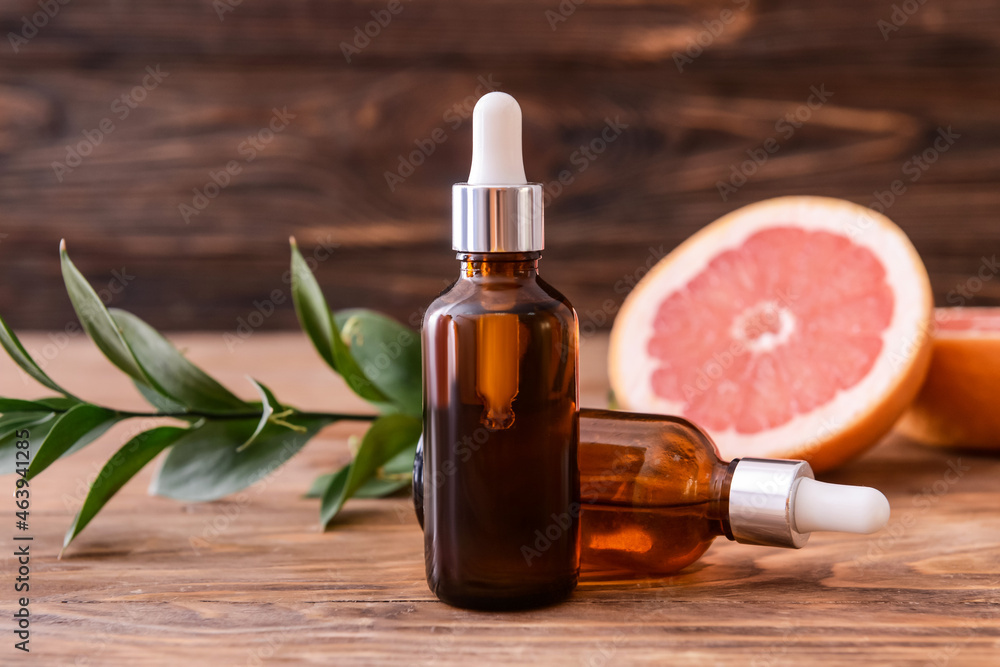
<box><xmin>1</xmin><ymin>332</ymin><xmax>998</xmax><ymax>665</ymax></box>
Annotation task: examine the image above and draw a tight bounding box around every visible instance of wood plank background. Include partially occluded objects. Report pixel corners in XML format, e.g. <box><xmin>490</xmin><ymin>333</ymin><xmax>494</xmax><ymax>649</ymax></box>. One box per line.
<box><xmin>0</xmin><ymin>332</ymin><xmax>998</xmax><ymax>665</ymax></box>
<box><xmin>1</xmin><ymin>0</ymin><xmax>999</xmax><ymax>331</ymax></box>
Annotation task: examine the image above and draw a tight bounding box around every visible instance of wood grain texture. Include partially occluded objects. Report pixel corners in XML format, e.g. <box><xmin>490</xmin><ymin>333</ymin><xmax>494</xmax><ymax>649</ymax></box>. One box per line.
<box><xmin>0</xmin><ymin>0</ymin><xmax>999</xmax><ymax>332</ymax></box>
<box><xmin>0</xmin><ymin>333</ymin><xmax>998</xmax><ymax>665</ymax></box>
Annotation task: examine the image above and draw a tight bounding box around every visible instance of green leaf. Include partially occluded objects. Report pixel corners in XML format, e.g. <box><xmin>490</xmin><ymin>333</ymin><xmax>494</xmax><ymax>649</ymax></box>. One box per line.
<box><xmin>151</xmin><ymin>415</ymin><xmax>332</xmax><ymax>502</ymax></box>
<box><xmin>0</xmin><ymin>315</ymin><xmax>79</xmax><ymax>398</ymax></box>
<box><xmin>133</xmin><ymin>380</ymin><xmax>187</xmax><ymax>413</ymax></box>
<box><xmin>308</xmin><ymin>463</ymin><xmax>350</xmax><ymax>500</ymax></box>
<box><xmin>312</xmin><ymin>461</ymin><xmax>412</xmax><ymax>504</ymax></box>
<box><xmin>355</xmin><ymin>475</ymin><xmax>410</xmax><ymax>498</ymax></box>
<box><xmin>60</xmin><ymin>241</ymin><xmax>152</xmax><ymax>386</ymax></box>
<box><xmin>328</xmin><ymin>323</ymin><xmax>394</xmax><ymax>408</ymax></box>
<box><xmin>111</xmin><ymin>309</ymin><xmax>249</xmax><ymax>414</ymax></box>
<box><xmin>354</xmin><ymin>441</ymin><xmax>417</xmax><ymax>497</ymax></box>
<box><xmin>0</xmin><ymin>413</ymin><xmax>57</xmax><ymax>475</ymax></box>
<box><xmin>63</xmin><ymin>426</ymin><xmax>189</xmax><ymax>552</ymax></box>
<box><xmin>0</xmin><ymin>411</ymin><xmax>50</xmax><ymax>434</ymax></box>
<box><xmin>381</xmin><ymin>442</ymin><xmax>418</xmax><ymax>475</ymax></box>
<box><xmin>305</xmin><ymin>437</ymin><xmax>417</xmax><ymax>499</ymax></box>
<box><xmin>61</xmin><ymin>243</ymin><xmax>251</xmax><ymax>414</ymax></box>
<box><xmin>305</xmin><ymin>468</ymin><xmax>340</xmax><ymax>499</ymax></box>
<box><xmin>237</xmin><ymin>378</ymin><xmax>279</xmax><ymax>452</ymax></box>
<box><xmin>0</xmin><ymin>397</ymin><xmax>78</xmax><ymax>413</ymax></box>
<box><xmin>32</xmin><ymin>396</ymin><xmax>81</xmax><ymax>411</ymax></box>
<box><xmin>334</xmin><ymin>309</ymin><xmax>422</xmax><ymax>416</ymax></box>
<box><xmin>289</xmin><ymin>238</ymin><xmax>337</xmax><ymax>369</ymax></box>
<box><xmin>289</xmin><ymin>240</ymin><xmax>397</xmax><ymax>411</ymax></box>
<box><xmin>0</xmin><ymin>398</ymin><xmax>52</xmax><ymax>414</ymax></box>
<box><xmin>320</xmin><ymin>414</ymin><xmax>420</xmax><ymax>528</ymax></box>
<box><xmin>26</xmin><ymin>404</ymin><xmax>119</xmax><ymax>479</ymax></box>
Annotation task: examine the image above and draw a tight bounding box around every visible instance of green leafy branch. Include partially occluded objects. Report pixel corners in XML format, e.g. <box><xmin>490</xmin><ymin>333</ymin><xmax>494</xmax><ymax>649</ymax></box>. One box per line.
<box><xmin>0</xmin><ymin>239</ymin><xmax>422</xmax><ymax>553</ymax></box>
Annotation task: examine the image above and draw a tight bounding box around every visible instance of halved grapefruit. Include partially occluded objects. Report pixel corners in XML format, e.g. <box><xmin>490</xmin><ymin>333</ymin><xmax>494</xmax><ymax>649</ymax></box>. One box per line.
<box><xmin>609</xmin><ymin>196</ymin><xmax>933</xmax><ymax>472</ymax></box>
<box><xmin>897</xmin><ymin>308</ymin><xmax>1000</xmax><ymax>450</ymax></box>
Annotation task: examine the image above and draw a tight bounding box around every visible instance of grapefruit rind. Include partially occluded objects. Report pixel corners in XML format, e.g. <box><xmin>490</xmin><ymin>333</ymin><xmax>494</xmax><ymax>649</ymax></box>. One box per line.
<box><xmin>897</xmin><ymin>307</ymin><xmax>1000</xmax><ymax>450</ymax></box>
<box><xmin>609</xmin><ymin>196</ymin><xmax>933</xmax><ymax>471</ymax></box>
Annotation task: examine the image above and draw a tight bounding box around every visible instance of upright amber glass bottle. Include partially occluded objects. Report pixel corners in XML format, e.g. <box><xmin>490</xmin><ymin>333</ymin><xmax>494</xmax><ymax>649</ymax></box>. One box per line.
<box><xmin>421</xmin><ymin>92</ymin><xmax>580</xmax><ymax>609</ymax></box>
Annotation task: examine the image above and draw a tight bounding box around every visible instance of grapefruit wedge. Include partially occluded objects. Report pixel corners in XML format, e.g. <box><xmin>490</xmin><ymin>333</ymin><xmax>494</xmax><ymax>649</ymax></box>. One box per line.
<box><xmin>609</xmin><ymin>196</ymin><xmax>933</xmax><ymax>472</ymax></box>
<box><xmin>897</xmin><ymin>308</ymin><xmax>1000</xmax><ymax>450</ymax></box>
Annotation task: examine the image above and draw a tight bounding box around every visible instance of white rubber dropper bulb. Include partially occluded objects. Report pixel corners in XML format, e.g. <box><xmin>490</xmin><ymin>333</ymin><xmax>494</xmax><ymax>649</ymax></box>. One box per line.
<box><xmin>468</xmin><ymin>92</ymin><xmax>528</xmax><ymax>185</ymax></box>
<box><xmin>793</xmin><ymin>477</ymin><xmax>890</xmax><ymax>535</ymax></box>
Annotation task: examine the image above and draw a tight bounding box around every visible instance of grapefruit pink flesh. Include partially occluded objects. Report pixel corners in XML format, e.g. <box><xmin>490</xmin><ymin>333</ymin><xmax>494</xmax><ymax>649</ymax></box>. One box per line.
<box><xmin>648</xmin><ymin>226</ymin><xmax>893</xmax><ymax>436</ymax></box>
<box><xmin>610</xmin><ymin>197</ymin><xmax>933</xmax><ymax>471</ymax></box>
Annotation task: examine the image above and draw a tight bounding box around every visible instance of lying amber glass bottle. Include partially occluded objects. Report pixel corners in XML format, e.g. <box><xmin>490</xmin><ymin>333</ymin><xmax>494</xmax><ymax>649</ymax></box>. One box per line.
<box><xmin>414</xmin><ymin>408</ymin><xmax>888</xmax><ymax>581</ymax></box>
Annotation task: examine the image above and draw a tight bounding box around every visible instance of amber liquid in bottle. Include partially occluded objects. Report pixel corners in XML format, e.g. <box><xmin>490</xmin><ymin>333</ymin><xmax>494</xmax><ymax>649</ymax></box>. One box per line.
<box><xmin>417</xmin><ymin>409</ymin><xmax>885</xmax><ymax>582</ymax></box>
<box><xmin>576</xmin><ymin>409</ymin><xmax>733</xmax><ymax>581</ymax></box>
<box><xmin>416</xmin><ymin>408</ymin><xmax>732</xmax><ymax>583</ymax></box>
<box><xmin>422</xmin><ymin>252</ymin><xmax>580</xmax><ymax>609</ymax></box>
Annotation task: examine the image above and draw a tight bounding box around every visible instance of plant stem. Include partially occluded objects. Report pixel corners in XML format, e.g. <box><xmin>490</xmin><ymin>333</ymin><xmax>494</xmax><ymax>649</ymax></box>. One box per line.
<box><xmin>113</xmin><ymin>410</ymin><xmax>378</xmax><ymax>421</ymax></box>
<box><xmin>0</xmin><ymin>394</ymin><xmax>381</xmax><ymax>423</ymax></box>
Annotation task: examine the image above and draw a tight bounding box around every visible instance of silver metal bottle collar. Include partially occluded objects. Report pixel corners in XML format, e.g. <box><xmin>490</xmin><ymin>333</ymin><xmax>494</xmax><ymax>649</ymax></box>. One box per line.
<box><xmin>452</xmin><ymin>183</ymin><xmax>544</xmax><ymax>253</ymax></box>
<box><xmin>728</xmin><ymin>458</ymin><xmax>814</xmax><ymax>548</ymax></box>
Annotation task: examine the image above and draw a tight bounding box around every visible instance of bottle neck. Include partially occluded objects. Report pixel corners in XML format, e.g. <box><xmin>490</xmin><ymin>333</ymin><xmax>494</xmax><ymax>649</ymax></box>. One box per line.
<box><xmin>709</xmin><ymin>459</ymin><xmax>738</xmax><ymax>540</ymax></box>
<box><xmin>458</xmin><ymin>252</ymin><xmax>540</xmax><ymax>279</ymax></box>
